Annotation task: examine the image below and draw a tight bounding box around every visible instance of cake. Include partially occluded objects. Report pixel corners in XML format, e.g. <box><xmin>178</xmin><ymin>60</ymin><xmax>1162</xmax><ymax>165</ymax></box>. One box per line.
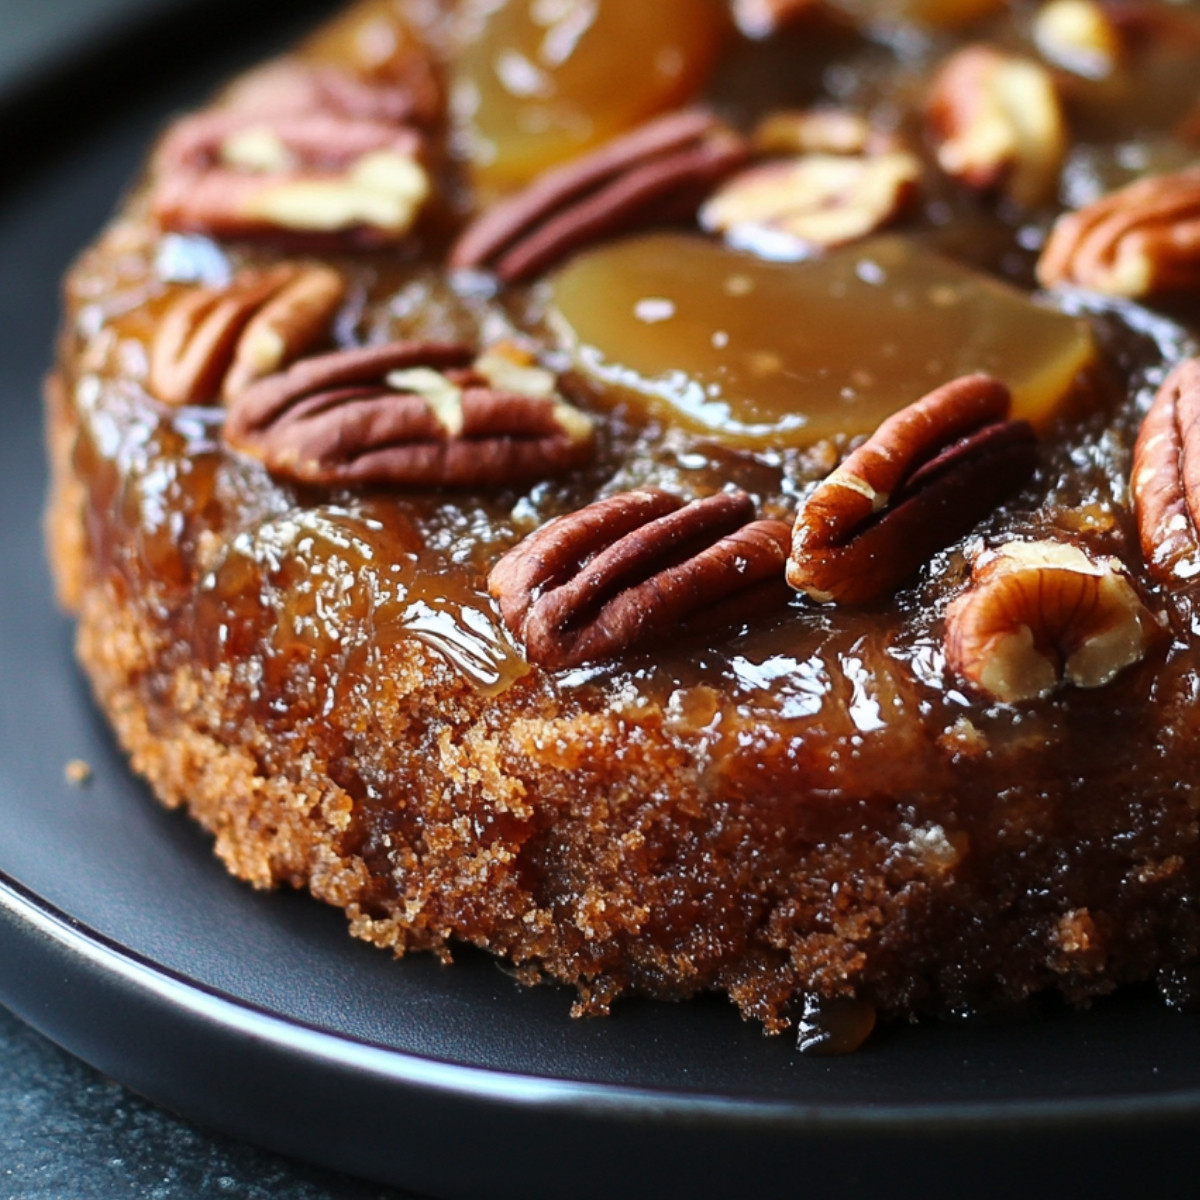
<box><xmin>45</xmin><ymin>0</ymin><xmax>1200</xmax><ymax>1052</ymax></box>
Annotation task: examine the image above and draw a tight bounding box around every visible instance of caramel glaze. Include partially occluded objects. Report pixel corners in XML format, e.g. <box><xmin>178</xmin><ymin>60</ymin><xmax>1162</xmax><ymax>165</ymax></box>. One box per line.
<box><xmin>47</xmin><ymin>0</ymin><xmax>1200</xmax><ymax>1034</ymax></box>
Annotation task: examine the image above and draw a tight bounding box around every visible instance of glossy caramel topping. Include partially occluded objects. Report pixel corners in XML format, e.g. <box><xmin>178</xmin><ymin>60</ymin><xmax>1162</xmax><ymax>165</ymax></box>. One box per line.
<box><xmin>451</xmin><ymin>0</ymin><xmax>729</xmax><ymax>192</ymax></box>
<box><xmin>301</xmin><ymin>0</ymin><xmax>427</xmax><ymax>75</ymax></box>
<box><xmin>548</xmin><ymin>233</ymin><xmax>1096</xmax><ymax>448</ymax></box>
<box><xmin>195</xmin><ymin>501</ymin><xmax>530</xmax><ymax>696</ymax></box>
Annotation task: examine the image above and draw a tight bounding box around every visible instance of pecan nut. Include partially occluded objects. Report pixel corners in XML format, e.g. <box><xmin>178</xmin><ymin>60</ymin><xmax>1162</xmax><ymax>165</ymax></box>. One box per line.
<box><xmin>488</xmin><ymin>489</ymin><xmax>792</xmax><ymax>670</ymax></box>
<box><xmin>787</xmin><ymin>374</ymin><xmax>1038</xmax><ymax>605</ymax></box>
<box><xmin>926</xmin><ymin>46</ymin><xmax>1066</xmax><ymax>209</ymax></box>
<box><xmin>222</xmin><ymin>57</ymin><xmax>440</xmax><ymax>129</ymax></box>
<box><xmin>150</xmin><ymin>108</ymin><xmax>430</xmax><ymax>242</ymax></box>
<box><xmin>448</xmin><ymin>108</ymin><xmax>749</xmax><ymax>283</ymax></box>
<box><xmin>1036</xmin><ymin>168</ymin><xmax>1200</xmax><ymax>297</ymax></box>
<box><xmin>223</xmin><ymin>341</ymin><xmax>594</xmax><ymax>488</ymax></box>
<box><xmin>945</xmin><ymin>540</ymin><xmax>1158</xmax><ymax>703</ymax></box>
<box><xmin>700</xmin><ymin>151</ymin><xmax>921</xmax><ymax>255</ymax></box>
<box><xmin>1032</xmin><ymin>0</ymin><xmax>1123</xmax><ymax>79</ymax></box>
<box><xmin>149</xmin><ymin>263</ymin><xmax>346</xmax><ymax>406</ymax></box>
<box><xmin>1132</xmin><ymin>358</ymin><xmax>1200</xmax><ymax>582</ymax></box>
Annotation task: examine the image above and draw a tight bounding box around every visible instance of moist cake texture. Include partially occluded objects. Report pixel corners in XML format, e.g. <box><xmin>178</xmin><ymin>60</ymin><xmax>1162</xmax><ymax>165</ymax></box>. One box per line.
<box><xmin>45</xmin><ymin>0</ymin><xmax>1200</xmax><ymax>1049</ymax></box>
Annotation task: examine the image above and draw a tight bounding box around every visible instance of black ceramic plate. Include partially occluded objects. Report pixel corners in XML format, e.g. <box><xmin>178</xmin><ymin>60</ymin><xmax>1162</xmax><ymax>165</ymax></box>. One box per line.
<box><xmin>4</xmin><ymin>4</ymin><xmax>1200</xmax><ymax>1197</ymax></box>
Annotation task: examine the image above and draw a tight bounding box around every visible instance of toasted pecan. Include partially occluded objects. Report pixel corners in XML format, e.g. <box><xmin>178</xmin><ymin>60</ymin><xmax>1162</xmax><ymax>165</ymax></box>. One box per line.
<box><xmin>488</xmin><ymin>488</ymin><xmax>792</xmax><ymax>670</ymax></box>
<box><xmin>449</xmin><ymin>108</ymin><xmax>749</xmax><ymax>282</ymax></box>
<box><xmin>150</xmin><ymin>108</ymin><xmax>430</xmax><ymax>243</ymax></box>
<box><xmin>149</xmin><ymin>264</ymin><xmax>346</xmax><ymax>406</ymax></box>
<box><xmin>1132</xmin><ymin>358</ymin><xmax>1200</xmax><ymax>582</ymax></box>
<box><xmin>1037</xmin><ymin>168</ymin><xmax>1200</xmax><ymax>297</ymax></box>
<box><xmin>945</xmin><ymin>539</ymin><xmax>1158</xmax><ymax>702</ymax></box>
<box><xmin>223</xmin><ymin>341</ymin><xmax>594</xmax><ymax>488</ymax></box>
<box><xmin>926</xmin><ymin>45</ymin><xmax>1066</xmax><ymax>208</ymax></box>
<box><xmin>787</xmin><ymin>375</ymin><xmax>1037</xmax><ymax>605</ymax></box>
<box><xmin>701</xmin><ymin>151</ymin><xmax>920</xmax><ymax>253</ymax></box>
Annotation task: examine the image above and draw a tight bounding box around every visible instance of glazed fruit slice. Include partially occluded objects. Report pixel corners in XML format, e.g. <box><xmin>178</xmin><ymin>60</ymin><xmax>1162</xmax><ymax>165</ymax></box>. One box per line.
<box><xmin>451</xmin><ymin>0</ymin><xmax>730</xmax><ymax>192</ymax></box>
<box><xmin>548</xmin><ymin>232</ymin><xmax>1096</xmax><ymax>447</ymax></box>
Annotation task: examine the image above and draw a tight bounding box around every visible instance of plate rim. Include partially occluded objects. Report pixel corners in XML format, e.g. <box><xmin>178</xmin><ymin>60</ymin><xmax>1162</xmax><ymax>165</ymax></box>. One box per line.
<box><xmin>5</xmin><ymin>867</ymin><xmax>1200</xmax><ymax>1135</ymax></box>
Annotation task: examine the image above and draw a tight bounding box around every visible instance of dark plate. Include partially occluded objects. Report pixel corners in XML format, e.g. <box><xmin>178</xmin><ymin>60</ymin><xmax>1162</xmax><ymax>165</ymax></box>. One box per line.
<box><xmin>3</xmin><ymin>4</ymin><xmax>1200</xmax><ymax>1197</ymax></box>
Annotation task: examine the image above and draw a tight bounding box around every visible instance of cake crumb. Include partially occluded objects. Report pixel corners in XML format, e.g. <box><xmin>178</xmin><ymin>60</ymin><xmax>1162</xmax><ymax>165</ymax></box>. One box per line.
<box><xmin>64</xmin><ymin>758</ymin><xmax>93</xmax><ymax>785</ymax></box>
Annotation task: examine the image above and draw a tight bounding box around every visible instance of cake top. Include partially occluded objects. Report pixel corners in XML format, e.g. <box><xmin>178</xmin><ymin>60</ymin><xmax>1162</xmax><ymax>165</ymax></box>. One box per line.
<box><xmin>72</xmin><ymin>0</ymin><xmax>1200</xmax><ymax>718</ymax></box>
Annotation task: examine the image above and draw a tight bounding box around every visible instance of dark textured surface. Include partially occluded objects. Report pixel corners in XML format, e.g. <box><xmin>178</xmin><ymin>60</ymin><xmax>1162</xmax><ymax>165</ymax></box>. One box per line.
<box><xmin>0</xmin><ymin>1005</ymin><xmax>419</xmax><ymax>1200</ymax></box>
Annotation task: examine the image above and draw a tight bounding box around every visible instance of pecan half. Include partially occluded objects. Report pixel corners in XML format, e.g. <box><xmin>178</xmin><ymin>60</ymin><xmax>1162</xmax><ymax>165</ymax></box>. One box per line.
<box><xmin>149</xmin><ymin>263</ymin><xmax>346</xmax><ymax>406</ymax></box>
<box><xmin>222</xmin><ymin>58</ymin><xmax>440</xmax><ymax>129</ymax></box>
<box><xmin>150</xmin><ymin>109</ymin><xmax>429</xmax><ymax>243</ymax></box>
<box><xmin>945</xmin><ymin>539</ymin><xmax>1157</xmax><ymax>702</ymax></box>
<box><xmin>926</xmin><ymin>46</ymin><xmax>1066</xmax><ymax>209</ymax></box>
<box><xmin>787</xmin><ymin>375</ymin><xmax>1037</xmax><ymax>605</ymax></box>
<box><xmin>448</xmin><ymin>109</ymin><xmax>749</xmax><ymax>283</ymax></box>
<box><xmin>1036</xmin><ymin>168</ymin><xmax>1200</xmax><ymax>297</ymax></box>
<box><xmin>700</xmin><ymin>151</ymin><xmax>921</xmax><ymax>255</ymax></box>
<box><xmin>1132</xmin><ymin>358</ymin><xmax>1200</xmax><ymax>582</ymax></box>
<box><xmin>223</xmin><ymin>341</ymin><xmax>594</xmax><ymax>488</ymax></box>
<box><xmin>751</xmin><ymin>109</ymin><xmax>895</xmax><ymax>157</ymax></box>
<box><xmin>489</xmin><ymin>488</ymin><xmax>792</xmax><ymax>670</ymax></box>
<box><xmin>1032</xmin><ymin>0</ymin><xmax>1123</xmax><ymax>79</ymax></box>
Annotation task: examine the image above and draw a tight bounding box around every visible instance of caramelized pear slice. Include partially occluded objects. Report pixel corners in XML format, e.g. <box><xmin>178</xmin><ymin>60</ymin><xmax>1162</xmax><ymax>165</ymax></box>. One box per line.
<box><xmin>548</xmin><ymin>233</ymin><xmax>1095</xmax><ymax>449</ymax></box>
<box><xmin>452</xmin><ymin>0</ymin><xmax>729</xmax><ymax>193</ymax></box>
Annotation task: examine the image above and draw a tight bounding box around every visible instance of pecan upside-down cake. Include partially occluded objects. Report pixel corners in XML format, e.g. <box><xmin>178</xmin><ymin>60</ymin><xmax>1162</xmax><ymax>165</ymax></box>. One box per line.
<box><xmin>46</xmin><ymin>0</ymin><xmax>1200</xmax><ymax>1051</ymax></box>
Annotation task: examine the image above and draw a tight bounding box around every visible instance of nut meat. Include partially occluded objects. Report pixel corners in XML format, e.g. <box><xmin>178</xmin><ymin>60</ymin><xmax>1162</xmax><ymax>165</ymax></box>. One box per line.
<box><xmin>150</xmin><ymin>108</ymin><xmax>430</xmax><ymax>242</ymax></box>
<box><xmin>787</xmin><ymin>375</ymin><xmax>1037</xmax><ymax>605</ymax></box>
<box><xmin>149</xmin><ymin>264</ymin><xmax>346</xmax><ymax>406</ymax></box>
<box><xmin>945</xmin><ymin>540</ymin><xmax>1157</xmax><ymax>702</ymax></box>
<box><xmin>488</xmin><ymin>489</ymin><xmax>792</xmax><ymax>670</ymax></box>
<box><xmin>449</xmin><ymin>108</ymin><xmax>749</xmax><ymax>282</ymax></box>
<box><xmin>1037</xmin><ymin>168</ymin><xmax>1200</xmax><ymax>297</ymax></box>
<box><xmin>700</xmin><ymin>151</ymin><xmax>921</xmax><ymax>254</ymax></box>
<box><xmin>926</xmin><ymin>46</ymin><xmax>1066</xmax><ymax>208</ymax></box>
<box><xmin>223</xmin><ymin>341</ymin><xmax>594</xmax><ymax>487</ymax></box>
<box><xmin>1132</xmin><ymin>358</ymin><xmax>1200</xmax><ymax>582</ymax></box>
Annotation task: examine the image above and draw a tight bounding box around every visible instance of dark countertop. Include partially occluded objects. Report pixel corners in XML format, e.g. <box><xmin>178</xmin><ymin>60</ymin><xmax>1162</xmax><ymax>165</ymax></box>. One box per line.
<box><xmin>0</xmin><ymin>1005</ymin><xmax>418</xmax><ymax>1199</ymax></box>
